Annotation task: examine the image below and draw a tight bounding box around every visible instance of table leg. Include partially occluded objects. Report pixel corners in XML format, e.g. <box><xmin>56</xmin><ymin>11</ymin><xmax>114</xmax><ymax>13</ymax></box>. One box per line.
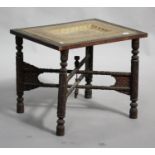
<box><xmin>56</xmin><ymin>51</ymin><xmax>68</xmax><ymax>136</ymax></box>
<box><xmin>16</xmin><ymin>36</ymin><xmax>24</xmax><ymax>113</ymax></box>
<box><xmin>130</xmin><ymin>39</ymin><xmax>139</xmax><ymax>119</ymax></box>
<box><xmin>85</xmin><ymin>46</ymin><xmax>93</xmax><ymax>98</ymax></box>
<box><xmin>74</xmin><ymin>56</ymin><xmax>80</xmax><ymax>98</ymax></box>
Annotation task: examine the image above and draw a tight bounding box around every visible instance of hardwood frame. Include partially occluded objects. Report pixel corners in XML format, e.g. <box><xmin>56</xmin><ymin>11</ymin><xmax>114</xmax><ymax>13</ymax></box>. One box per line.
<box><xmin>14</xmin><ymin>38</ymin><xmax>138</xmax><ymax>135</ymax></box>
<box><xmin>85</xmin><ymin>46</ymin><xmax>93</xmax><ymax>98</ymax></box>
<box><xmin>56</xmin><ymin>51</ymin><xmax>68</xmax><ymax>136</ymax></box>
<box><xmin>16</xmin><ymin>36</ymin><xmax>24</xmax><ymax>113</ymax></box>
<box><xmin>11</xmin><ymin>19</ymin><xmax>147</xmax><ymax>136</ymax></box>
<box><xmin>130</xmin><ymin>39</ymin><xmax>139</xmax><ymax>119</ymax></box>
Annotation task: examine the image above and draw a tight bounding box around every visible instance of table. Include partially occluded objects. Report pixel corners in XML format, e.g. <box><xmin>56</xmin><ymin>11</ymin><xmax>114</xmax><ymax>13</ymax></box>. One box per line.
<box><xmin>10</xmin><ymin>19</ymin><xmax>148</xmax><ymax>136</ymax></box>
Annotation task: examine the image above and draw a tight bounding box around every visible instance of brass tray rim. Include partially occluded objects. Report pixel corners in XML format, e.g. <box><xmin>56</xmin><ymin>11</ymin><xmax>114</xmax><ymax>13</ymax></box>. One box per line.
<box><xmin>10</xmin><ymin>18</ymin><xmax>148</xmax><ymax>51</ymax></box>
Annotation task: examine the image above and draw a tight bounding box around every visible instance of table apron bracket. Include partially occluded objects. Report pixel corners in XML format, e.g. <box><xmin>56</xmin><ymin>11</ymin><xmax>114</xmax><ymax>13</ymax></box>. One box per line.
<box><xmin>23</xmin><ymin>62</ymin><xmax>43</xmax><ymax>91</ymax></box>
<box><xmin>112</xmin><ymin>75</ymin><xmax>131</xmax><ymax>95</ymax></box>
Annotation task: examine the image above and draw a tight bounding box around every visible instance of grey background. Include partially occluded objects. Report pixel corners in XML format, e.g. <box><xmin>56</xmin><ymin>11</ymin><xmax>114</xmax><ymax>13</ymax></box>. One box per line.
<box><xmin>0</xmin><ymin>8</ymin><xmax>155</xmax><ymax>148</ymax></box>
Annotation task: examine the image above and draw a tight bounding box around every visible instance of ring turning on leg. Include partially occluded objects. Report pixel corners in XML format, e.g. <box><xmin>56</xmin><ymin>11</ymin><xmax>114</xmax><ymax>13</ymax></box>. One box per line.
<box><xmin>85</xmin><ymin>46</ymin><xmax>93</xmax><ymax>99</ymax></box>
<box><xmin>74</xmin><ymin>56</ymin><xmax>80</xmax><ymax>98</ymax></box>
<box><xmin>130</xmin><ymin>39</ymin><xmax>139</xmax><ymax>119</ymax></box>
<box><xmin>16</xmin><ymin>36</ymin><xmax>24</xmax><ymax>113</ymax></box>
<box><xmin>56</xmin><ymin>51</ymin><xmax>69</xmax><ymax>136</ymax></box>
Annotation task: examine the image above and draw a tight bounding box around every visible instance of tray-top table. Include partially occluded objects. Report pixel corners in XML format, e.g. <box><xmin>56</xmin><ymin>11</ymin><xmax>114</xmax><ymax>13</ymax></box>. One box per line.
<box><xmin>10</xmin><ymin>19</ymin><xmax>147</xmax><ymax>136</ymax></box>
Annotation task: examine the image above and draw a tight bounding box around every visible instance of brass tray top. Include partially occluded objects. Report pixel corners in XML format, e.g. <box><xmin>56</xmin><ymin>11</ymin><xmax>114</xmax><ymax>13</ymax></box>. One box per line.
<box><xmin>10</xmin><ymin>19</ymin><xmax>147</xmax><ymax>51</ymax></box>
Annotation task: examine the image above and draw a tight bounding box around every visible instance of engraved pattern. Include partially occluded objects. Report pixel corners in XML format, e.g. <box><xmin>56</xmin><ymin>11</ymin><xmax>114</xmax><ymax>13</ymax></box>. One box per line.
<box><xmin>21</xmin><ymin>20</ymin><xmax>137</xmax><ymax>45</ymax></box>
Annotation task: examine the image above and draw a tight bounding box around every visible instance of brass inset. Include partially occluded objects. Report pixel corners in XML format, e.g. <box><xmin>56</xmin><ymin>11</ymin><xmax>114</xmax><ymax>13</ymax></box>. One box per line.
<box><xmin>22</xmin><ymin>20</ymin><xmax>137</xmax><ymax>45</ymax></box>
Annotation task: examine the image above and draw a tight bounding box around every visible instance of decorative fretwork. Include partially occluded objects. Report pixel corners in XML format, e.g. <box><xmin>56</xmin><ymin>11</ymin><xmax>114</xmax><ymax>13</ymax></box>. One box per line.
<box><xmin>22</xmin><ymin>61</ymin><xmax>131</xmax><ymax>95</ymax></box>
<box><xmin>23</xmin><ymin>62</ymin><xmax>43</xmax><ymax>91</ymax></box>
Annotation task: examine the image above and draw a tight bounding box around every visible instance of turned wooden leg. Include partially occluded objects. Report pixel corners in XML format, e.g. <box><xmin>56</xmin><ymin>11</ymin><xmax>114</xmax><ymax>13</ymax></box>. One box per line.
<box><xmin>16</xmin><ymin>36</ymin><xmax>24</xmax><ymax>113</ymax></box>
<box><xmin>56</xmin><ymin>51</ymin><xmax>68</xmax><ymax>136</ymax></box>
<box><xmin>85</xmin><ymin>46</ymin><xmax>93</xmax><ymax>98</ymax></box>
<box><xmin>130</xmin><ymin>39</ymin><xmax>139</xmax><ymax>119</ymax></box>
<box><xmin>74</xmin><ymin>56</ymin><xmax>80</xmax><ymax>98</ymax></box>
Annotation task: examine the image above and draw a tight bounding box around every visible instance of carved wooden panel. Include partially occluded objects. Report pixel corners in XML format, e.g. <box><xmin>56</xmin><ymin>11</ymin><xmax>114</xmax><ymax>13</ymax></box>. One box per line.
<box><xmin>112</xmin><ymin>75</ymin><xmax>131</xmax><ymax>95</ymax></box>
<box><xmin>23</xmin><ymin>62</ymin><xmax>42</xmax><ymax>91</ymax></box>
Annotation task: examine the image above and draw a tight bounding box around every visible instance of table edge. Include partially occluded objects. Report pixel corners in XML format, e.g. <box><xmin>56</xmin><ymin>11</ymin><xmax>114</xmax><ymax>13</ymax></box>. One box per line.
<box><xmin>10</xmin><ymin>19</ymin><xmax>148</xmax><ymax>51</ymax></box>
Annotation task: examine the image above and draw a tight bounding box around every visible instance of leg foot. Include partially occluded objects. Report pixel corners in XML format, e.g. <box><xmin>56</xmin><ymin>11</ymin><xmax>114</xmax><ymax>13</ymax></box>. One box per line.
<box><xmin>129</xmin><ymin>102</ymin><xmax>138</xmax><ymax>119</ymax></box>
<box><xmin>17</xmin><ymin>96</ymin><xmax>24</xmax><ymax>113</ymax></box>
<box><xmin>74</xmin><ymin>87</ymin><xmax>79</xmax><ymax>98</ymax></box>
<box><xmin>56</xmin><ymin>118</ymin><xmax>65</xmax><ymax>136</ymax></box>
<box><xmin>84</xmin><ymin>88</ymin><xmax>92</xmax><ymax>99</ymax></box>
<box><xmin>17</xmin><ymin>104</ymin><xmax>24</xmax><ymax>113</ymax></box>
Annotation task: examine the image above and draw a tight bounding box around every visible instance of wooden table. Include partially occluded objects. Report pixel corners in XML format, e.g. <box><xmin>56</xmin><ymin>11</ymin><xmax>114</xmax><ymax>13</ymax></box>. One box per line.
<box><xmin>10</xmin><ymin>19</ymin><xmax>147</xmax><ymax>136</ymax></box>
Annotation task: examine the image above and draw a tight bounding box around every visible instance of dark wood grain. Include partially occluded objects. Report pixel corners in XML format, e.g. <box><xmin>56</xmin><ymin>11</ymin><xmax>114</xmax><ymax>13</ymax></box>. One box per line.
<box><xmin>130</xmin><ymin>39</ymin><xmax>139</xmax><ymax>119</ymax></box>
<box><xmin>74</xmin><ymin>56</ymin><xmax>80</xmax><ymax>98</ymax></box>
<box><xmin>56</xmin><ymin>51</ymin><xmax>68</xmax><ymax>136</ymax></box>
<box><xmin>16</xmin><ymin>36</ymin><xmax>24</xmax><ymax>113</ymax></box>
<box><xmin>85</xmin><ymin>46</ymin><xmax>93</xmax><ymax>98</ymax></box>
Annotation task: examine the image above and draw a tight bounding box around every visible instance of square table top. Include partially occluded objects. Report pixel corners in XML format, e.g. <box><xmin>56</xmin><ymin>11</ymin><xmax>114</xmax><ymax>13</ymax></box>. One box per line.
<box><xmin>10</xmin><ymin>19</ymin><xmax>147</xmax><ymax>51</ymax></box>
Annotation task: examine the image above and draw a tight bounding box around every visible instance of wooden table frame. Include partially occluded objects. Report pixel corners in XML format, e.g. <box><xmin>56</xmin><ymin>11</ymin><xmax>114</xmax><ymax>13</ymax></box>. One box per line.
<box><xmin>10</xmin><ymin>19</ymin><xmax>147</xmax><ymax>136</ymax></box>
